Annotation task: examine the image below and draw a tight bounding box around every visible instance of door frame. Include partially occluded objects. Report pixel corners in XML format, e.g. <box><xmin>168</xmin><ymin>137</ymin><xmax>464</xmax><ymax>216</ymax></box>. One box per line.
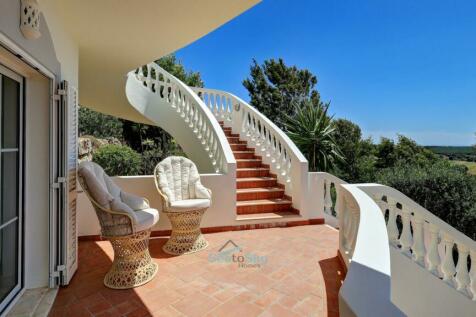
<box><xmin>0</xmin><ymin>33</ymin><xmax>58</xmax><ymax>313</ymax></box>
<box><xmin>0</xmin><ymin>63</ymin><xmax>24</xmax><ymax>313</ymax></box>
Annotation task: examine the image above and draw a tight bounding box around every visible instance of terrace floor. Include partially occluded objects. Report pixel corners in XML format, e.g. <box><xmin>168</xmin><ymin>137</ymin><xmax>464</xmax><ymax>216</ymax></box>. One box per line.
<box><xmin>49</xmin><ymin>225</ymin><xmax>344</xmax><ymax>317</ymax></box>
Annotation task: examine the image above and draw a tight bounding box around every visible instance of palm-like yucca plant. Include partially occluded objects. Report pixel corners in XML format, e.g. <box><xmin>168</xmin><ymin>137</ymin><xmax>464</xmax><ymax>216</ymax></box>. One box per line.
<box><xmin>285</xmin><ymin>101</ymin><xmax>343</xmax><ymax>172</ymax></box>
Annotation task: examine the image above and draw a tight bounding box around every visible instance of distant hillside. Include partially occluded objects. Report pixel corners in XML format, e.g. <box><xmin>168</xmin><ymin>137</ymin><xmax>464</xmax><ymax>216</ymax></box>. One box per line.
<box><xmin>426</xmin><ymin>146</ymin><xmax>476</xmax><ymax>161</ymax></box>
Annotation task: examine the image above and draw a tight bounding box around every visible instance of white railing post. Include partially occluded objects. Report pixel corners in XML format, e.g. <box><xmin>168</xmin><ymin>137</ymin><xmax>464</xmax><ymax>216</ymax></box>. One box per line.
<box><xmin>441</xmin><ymin>233</ymin><xmax>456</xmax><ymax>286</ymax></box>
<box><xmin>470</xmin><ymin>250</ymin><xmax>476</xmax><ymax>300</ymax></box>
<box><xmin>455</xmin><ymin>244</ymin><xmax>470</xmax><ymax>294</ymax></box>
<box><xmin>427</xmin><ymin>224</ymin><xmax>441</xmax><ymax>276</ymax></box>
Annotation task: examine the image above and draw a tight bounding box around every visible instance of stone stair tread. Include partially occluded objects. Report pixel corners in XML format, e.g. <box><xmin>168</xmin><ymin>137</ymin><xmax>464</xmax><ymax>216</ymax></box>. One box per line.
<box><xmin>237</xmin><ymin>177</ymin><xmax>277</xmax><ymax>182</ymax></box>
<box><xmin>236</xmin><ymin>159</ymin><xmax>261</xmax><ymax>162</ymax></box>
<box><xmin>236</xmin><ymin>211</ymin><xmax>299</xmax><ymax>221</ymax></box>
<box><xmin>237</xmin><ymin>187</ymin><xmax>284</xmax><ymax>193</ymax></box>
<box><xmin>236</xmin><ymin>198</ymin><xmax>292</xmax><ymax>206</ymax></box>
<box><xmin>237</xmin><ymin>167</ymin><xmax>269</xmax><ymax>171</ymax></box>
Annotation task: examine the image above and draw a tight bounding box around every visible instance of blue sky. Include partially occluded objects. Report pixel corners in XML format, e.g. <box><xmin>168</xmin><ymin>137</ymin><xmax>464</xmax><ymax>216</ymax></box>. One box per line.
<box><xmin>176</xmin><ymin>0</ymin><xmax>476</xmax><ymax>146</ymax></box>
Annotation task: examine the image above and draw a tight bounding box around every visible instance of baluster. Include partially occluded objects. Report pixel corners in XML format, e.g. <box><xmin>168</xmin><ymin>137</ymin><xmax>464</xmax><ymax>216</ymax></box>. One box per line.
<box><xmin>334</xmin><ymin>185</ymin><xmax>341</xmax><ymax>219</ymax></box>
<box><xmin>197</xmin><ymin>113</ymin><xmax>203</xmax><ymax>138</ymax></box>
<box><xmin>324</xmin><ymin>179</ymin><xmax>333</xmax><ymax>215</ymax></box>
<box><xmin>184</xmin><ymin>98</ymin><xmax>191</xmax><ymax>123</ymax></box>
<box><xmin>189</xmin><ymin>104</ymin><xmax>195</xmax><ymax>128</ymax></box>
<box><xmin>455</xmin><ymin>244</ymin><xmax>470</xmax><ymax>294</ymax></box>
<box><xmin>441</xmin><ymin>234</ymin><xmax>456</xmax><ymax>286</ymax></box>
<box><xmin>469</xmin><ymin>250</ymin><xmax>476</xmax><ymax>300</ymax></box>
<box><xmin>281</xmin><ymin>149</ymin><xmax>288</xmax><ymax>177</ymax></box>
<box><xmin>411</xmin><ymin>215</ymin><xmax>426</xmax><ymax>265</ymax></box>
<box><xmin>427</xmin><ymin>224</ymin><xmax>441</xmax><ymax>276</ymax></box>
<box><xmin>270</xmin><ymin>136</ymin><xmax>278</xmax><ymax>164</ymax></box>
<box><xmin>386</xmin><ymin>202</ymin><xmax>399</xmax><ymax>246</ymax></box>
<box><xmin>286</xmin><ymin>158</ymin><xmax>292</xmax><ymax>183</ymax></box>
<box><xmin>220</xmin><ymin>95</ymin><xmax>226</xmax><ymax>120</ymax></box>
<box><xmin>399</xmin><ymin>205</ymin><xmax>413</xmax><ymax>255</ymax></box>
<box><xmin>226</xmin><ymin>97</ymin><xmax>232</xmax><ymax>121</ymax></box>
<box><xmin>192</xmin><ymin>106</ymin><xmax>199</xmax><ymax>132</ymax></box>
<box><xmin>179</xmin><ymin>92</ymin><xmax>186</xmax><ymax>118</ymax></box>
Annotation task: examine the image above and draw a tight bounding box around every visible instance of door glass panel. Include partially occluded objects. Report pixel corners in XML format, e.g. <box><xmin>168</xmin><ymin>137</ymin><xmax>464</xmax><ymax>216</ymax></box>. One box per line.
<box><xmin>2</xmin><ymin>76</ymin><xmax>19</xmax><ymax>149</ymax></box>
<box><xmin>1</xmin><ymin>152</ymin><xmax>18</xmax><ymax>225</ymax></box>
<box><xmin>0</xmin><ymin>223</ymin><xmax>18</xmax><ymax>302</ymax></box>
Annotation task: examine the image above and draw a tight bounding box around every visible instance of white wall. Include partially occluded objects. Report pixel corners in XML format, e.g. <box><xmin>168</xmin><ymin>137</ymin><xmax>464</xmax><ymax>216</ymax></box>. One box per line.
<box><xmin>78</xmin><ymin>174</ymin><xmax>237</xmax><ymax>236</ymax></box>
<box><xmin>1</xmin><ymin>1</ymin><xmax>79</xmax><ymax>290</ymax></box>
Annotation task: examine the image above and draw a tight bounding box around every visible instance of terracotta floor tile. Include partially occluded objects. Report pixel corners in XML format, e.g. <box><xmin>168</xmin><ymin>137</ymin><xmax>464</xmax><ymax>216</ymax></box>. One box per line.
<box><xmin>172</xmin><ymin>292</ymin><xmax>220</xmax><ymax>317</ymax></box>
<box><xmin>50</xmin><ymin>225</ymin><xmax>343</xmax><ymax>317</ymax></box>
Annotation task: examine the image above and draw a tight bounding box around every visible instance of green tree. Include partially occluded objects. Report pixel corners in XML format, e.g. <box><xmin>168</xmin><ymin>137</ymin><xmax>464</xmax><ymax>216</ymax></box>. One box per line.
<box><xmin>375</xmin><ymin>137</ymin><xmax>396</xmax><ymax>168</ymax></box>
<box><xmin>243</xmin><ymin>58</ymin><xmax>324</xmax><ymax>130</ymax></box>
<box><xmin>155</xmin><ymin>55</ymin><xmax>204</xmax><ymax>87</ymax></box>
<box><xmin>78</xmin><ymin>107</ymin><xmax>123</xmax><ymax>139</ymax></box>
<box><xmin>285</xmin><ymin>101</ymin><xmax>343</xmax><ymax>172</ymax></box>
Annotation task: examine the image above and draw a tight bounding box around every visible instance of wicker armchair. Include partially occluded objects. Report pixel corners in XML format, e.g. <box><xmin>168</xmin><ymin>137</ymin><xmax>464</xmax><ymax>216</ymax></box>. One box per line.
<box><xmin>154</xmin><ymin>156</ymin><xmax>211</xmax><ymax>255</ymax></box>
<box><xmin>78</xmin><ymin>161</ymin><xmax>159</xmax><ymax>289</ymax></box>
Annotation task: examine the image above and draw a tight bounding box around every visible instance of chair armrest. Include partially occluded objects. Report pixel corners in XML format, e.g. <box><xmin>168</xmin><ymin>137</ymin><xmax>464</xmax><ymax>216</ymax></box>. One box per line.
<box><xmin>195</xmin><ymin>182</ymin><xmax>212</xmax><ymax>200</ymax></box>
<box><xmin>121</xmin><ymin>191</ymin><xmax>150</xmax><ymax>210</ymax></box>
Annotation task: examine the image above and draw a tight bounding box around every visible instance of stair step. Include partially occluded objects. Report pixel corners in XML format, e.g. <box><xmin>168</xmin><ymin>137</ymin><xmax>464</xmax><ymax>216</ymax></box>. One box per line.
<box><xmin>236</xmin><ymin>177</ymin><xmax>278</xmax><ymax>189</ymax></box>
<box><xmin>237</xmin><ymin>159</ymin><xmax>262</xmax><ymax>168</ymax></box>
<box><xmin>233</xmin><ymin>151</ymin><xmax>256</xmax><ymax>159</ymax></box>
<box><xmin>236</xmin><ymin>211</ymin><xmax>300</xmax><ymax>221</ymax></box>
<box><xmin>237</xmin><ymin>167</ymin><xmax>269</xmax><ymax>178</ymax></box>
<box><xmin>237</xmin><ymin>187</ymin><xmax>285</xmax><ymax>201</ymax></box>
<box><xmin>237</xmin><ymin>198</ymin><xmax>292</xmax><ymax>214</ymax></box>
<box><xmin>230</xmin><ymin>144</ymin><xmax>249</xmax><ymax>151</ymax></box>
<box><xmin>227</xmin><ymin>136</ymin><xmax>245</xmax><ymax>144</ymax></box>
<box><xmin>225</xmin><ymin>131</ymin><xmax>239</xmax><ymax>137</ymax></box>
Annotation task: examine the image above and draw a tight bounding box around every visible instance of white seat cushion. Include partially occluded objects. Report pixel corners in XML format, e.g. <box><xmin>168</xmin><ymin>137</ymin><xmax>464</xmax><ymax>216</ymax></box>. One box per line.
<box><xmin>169</xmin><ymin>199</ymin><xmax>211</xmax><ymax>212</ymax></box>
<box><xmin>133</xmin><ymin>208</ymin><xmax>160</xmax><ymax>232</ymax></box>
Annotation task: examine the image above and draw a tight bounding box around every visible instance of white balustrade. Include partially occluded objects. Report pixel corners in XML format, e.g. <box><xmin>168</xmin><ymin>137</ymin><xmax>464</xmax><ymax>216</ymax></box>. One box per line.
<box><xmin>133</xmin><ymin>65</ymin><xmax>233</xmax><ymax>173</ymax></box>
<box><xmin>369</xmin><ymin>185</ymin><xmax>476</xmax><ymax>300</ymax></box>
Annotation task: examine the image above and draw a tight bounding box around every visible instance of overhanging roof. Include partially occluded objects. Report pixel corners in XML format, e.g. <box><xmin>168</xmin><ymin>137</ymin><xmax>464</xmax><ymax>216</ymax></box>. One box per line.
<box><xmin>43</xmin><ymin>0</ymin><xmax>260</xmax><ymax>123</ymax></box>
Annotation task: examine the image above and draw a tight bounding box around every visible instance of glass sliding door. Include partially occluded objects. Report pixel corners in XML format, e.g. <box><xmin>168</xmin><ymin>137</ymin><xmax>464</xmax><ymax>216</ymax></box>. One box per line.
<box><xmin>0</xmin><ymin>64</ymin><xmax>23</xmax><ymax>312</ymax></box>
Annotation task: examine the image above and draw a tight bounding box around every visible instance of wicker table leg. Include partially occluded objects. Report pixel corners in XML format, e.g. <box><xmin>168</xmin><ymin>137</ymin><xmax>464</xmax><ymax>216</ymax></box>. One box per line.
<box><xmin>104</xmin><ymin>229</ymin><xmax>158</xmax><ymax>289</ymax></box>
<box><xmin>163</xmin><ymin>209</ymin><xmax>209</xmax><ymax>255</ymax></box>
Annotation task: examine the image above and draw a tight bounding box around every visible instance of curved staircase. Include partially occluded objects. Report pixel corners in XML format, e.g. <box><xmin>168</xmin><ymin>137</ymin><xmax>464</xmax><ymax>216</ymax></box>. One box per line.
<box><xmin>219</xmin><ymin>121</ymin><xmax>298</xmax><ymax>218</ymax></box>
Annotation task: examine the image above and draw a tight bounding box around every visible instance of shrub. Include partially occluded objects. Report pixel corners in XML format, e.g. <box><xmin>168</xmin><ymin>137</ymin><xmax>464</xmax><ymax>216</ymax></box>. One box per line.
<box><xmin>93</xmin><ymin>145</ymin><xmax>142</xmax><ymax>176</ymax></box>
<box><xmin>377</xmin><ymin>160</ymin><xmax>476</xmax><ymax>239</ymax></box>
<box><xmin>285</xmin><ymin>101</ymin><xmax>343</xmax><ymax>172</ymax></box>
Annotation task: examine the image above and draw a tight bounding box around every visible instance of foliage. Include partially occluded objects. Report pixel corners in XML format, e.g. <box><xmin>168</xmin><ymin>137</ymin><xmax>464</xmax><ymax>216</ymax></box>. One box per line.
<box><xmin>140</xmin><ymin>140</ymin><xmax>186</xmax><ymax>175</ymax></box>
<box><xmin>155</xmin><ymin>55</ymin><xmax>204</xmax><ymax>87</ymax></box>
<box><xmin>243</xmin><ymin>58</ymin><xmax>324</xmax><ymax>130</ymax></box>
<box><xmin>285</xmin><ymin>101</ymin><xmax>343</xmax><ymax>172</ymax></box>
<box><xmin>93</xmin><ymin>145</ymin><xmax>142</xmax><ymax>176</ymax></box>
<box><xmin>426</xmin><ymin>146</ymin><xmax>476</xmax><ymax>162</ymax></box>
<box><xmin>452</xmin><ymin>160</ymin><xmax>476</xmax><ymax>175</ymax></box>
<box><xmin>333</xmin><ymin>119</ymin><xmax>377</xmax><ymax>182</ymax></box>
<box><xmin>377</xmin><ymin>161</ymin><xmax>476</xmax><ymax>239</ymax></box>
<box><xmin>78</xmin><ymin>107</ymin><xmax>123</xmax><ymax>139</ymax></box>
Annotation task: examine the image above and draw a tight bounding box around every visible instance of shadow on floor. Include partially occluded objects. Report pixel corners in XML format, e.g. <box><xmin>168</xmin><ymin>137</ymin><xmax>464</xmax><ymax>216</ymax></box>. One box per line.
<box><xmin>49</xmin><ymin>240</ymin><xmax>156</xmax><ymax>316</ymax></box>
<box><xmin>318</xmin><ymin>256</ymin><xmax>345</xmax><ymax>317</ymax></box>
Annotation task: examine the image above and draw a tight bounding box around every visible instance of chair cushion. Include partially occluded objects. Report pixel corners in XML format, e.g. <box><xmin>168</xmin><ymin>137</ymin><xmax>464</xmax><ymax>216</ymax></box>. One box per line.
<box><xmin>169</xmin><ymin>199</ymin><xmax>211</xmax><ymax>212</ymax></box>
<box><xmin>155</xmin><ymin>156</ymin><xmax>203</xmax><ymax>203</ymax></box>
<box><xmin>134</xmin><ymin>208</ymin><xmax>160</xmax><ymax>232</ymax></box>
